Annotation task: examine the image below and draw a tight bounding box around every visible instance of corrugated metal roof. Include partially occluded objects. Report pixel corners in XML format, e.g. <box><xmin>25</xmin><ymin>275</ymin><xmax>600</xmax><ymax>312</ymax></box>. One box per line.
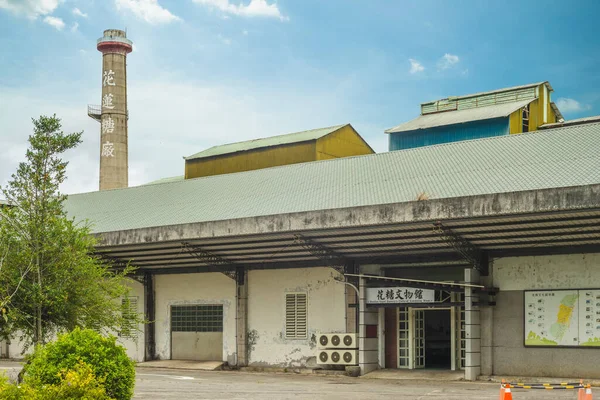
<box><xmin>141</xmin><ymin>176</ymin><xmax>185</xmax><ymax>186</ymax></box>
<box><xmin>540</xmin><ymin>115</ymin><xmax>600</xmax><ymax>129</ymax></box>
<box><xmin>421</xmin><ymin>81</ymin><xmax>552</xmax><ymax>106</ymax></box>
<box><xmin>64</xmin><ymin>122</ymin><xmax>600</xmax><ymax>234</ymax></box>
<box><xmin>184</xmin><ymin>124</ymin><xmax>348</xmax><ymax>160</ymax></box>
<box><xmin>385</xmin><ymin>99</ymin><xmax>532</xmax><ymax>134</ymax></box>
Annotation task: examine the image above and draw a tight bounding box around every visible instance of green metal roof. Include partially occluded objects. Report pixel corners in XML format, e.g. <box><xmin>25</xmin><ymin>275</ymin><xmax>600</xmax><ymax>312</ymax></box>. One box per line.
<box><xmin>184</xmin><ymin>124</ymin><xmax>348</xmax><ymax>160</ymax></box>
<box><xmin>64</xmin><ymin>122</ymin><xmax>600</xmax><ymax>234</ymax></box>
<box><xmin>141</xmin><ymin>176</ymin><xmax>185</xmax><ymax>186</ymax></box>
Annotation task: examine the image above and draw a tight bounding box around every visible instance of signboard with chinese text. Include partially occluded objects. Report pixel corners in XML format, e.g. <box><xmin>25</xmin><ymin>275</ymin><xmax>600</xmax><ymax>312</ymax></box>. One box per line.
<box><xmin>366</xmin><ymin>287</ymin><xmax>435</xmax><ymax>305</ymax></box>
<box><xmin>524</xmin><ymin>289</ymin><xmax>600</xmax><ymax>347</ymax></box>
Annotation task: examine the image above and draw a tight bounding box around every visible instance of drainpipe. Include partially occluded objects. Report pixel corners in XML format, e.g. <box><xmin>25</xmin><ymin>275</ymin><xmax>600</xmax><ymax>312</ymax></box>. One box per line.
<box><xmin>334</xmin><ymin>279</ymin><xmax>360</xmax><ymax>335</ymax></box>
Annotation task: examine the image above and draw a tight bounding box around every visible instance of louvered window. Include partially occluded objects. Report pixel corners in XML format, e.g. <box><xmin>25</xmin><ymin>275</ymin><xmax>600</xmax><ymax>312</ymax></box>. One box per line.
<box><xmin>121</xmin><ymin>296</ymin><xmax>138</xmax><ymax>339</ymax></box>
<box><xmin>285</xmin><ymin>293</ymin><xmax>307</xmax><ymax>339</ymax></box>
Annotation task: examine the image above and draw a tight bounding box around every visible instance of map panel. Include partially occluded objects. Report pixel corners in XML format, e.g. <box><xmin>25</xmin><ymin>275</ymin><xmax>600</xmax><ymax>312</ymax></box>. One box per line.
<box><xmin>579</xmin><ymin>289</ymin><xmax>600</xmax><ymax>347</ymax></box>
<box><xmin>525</xmin><ymin>290</ymin><xmax>579</xmax><ymax>346</ymax></box>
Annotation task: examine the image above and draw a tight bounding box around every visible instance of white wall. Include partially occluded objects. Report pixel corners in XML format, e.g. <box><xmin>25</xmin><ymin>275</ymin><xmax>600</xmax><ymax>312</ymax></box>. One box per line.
<box><xmin>154</xmin><ymin>273</ymin><xmax>236</xmax><ymax>363</ymax></box>
<box><xmin>494</xmin><ymin>252</ymin><xmax>600</xmax><ymax>290</ymax></box>
<box><xmin>117</xmin><ymin>278</ymin><xmax>145</xmax><ymax>363</ymax></box>
<box><xmin>247</xmin><ymin>267</ymin><xmax>346</xmax><ymax>367</ymax></box>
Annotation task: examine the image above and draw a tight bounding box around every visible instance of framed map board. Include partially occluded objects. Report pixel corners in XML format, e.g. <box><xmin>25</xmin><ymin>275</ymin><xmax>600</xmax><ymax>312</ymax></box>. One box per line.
<box><xmin>524</xmin><ymin>289</ymin><xmax>600</xmax><ymax>347</ymax></box>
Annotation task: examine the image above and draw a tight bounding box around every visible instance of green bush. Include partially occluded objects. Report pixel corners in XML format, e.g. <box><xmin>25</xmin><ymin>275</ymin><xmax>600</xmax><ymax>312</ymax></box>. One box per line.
<box><xmin>0</xmin><ymin>361</ymin><xmax>113</xmax><ymax>400</ymax></box>
<box><xmin>22</xmin><ymin>328</ymin><xmax>135</xmax><ymax>400</ymax></box>
<box><xmin>0</xmin><ymin>361</ymin><xmax>112</xmax><ymax>400</ymax></box>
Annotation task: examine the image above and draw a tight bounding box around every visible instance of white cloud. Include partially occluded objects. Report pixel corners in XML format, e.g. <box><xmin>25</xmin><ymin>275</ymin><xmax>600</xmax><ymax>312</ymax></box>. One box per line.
<box><xmin>44</xmin><ymin>15</ymin><xmax>65</xmax><ymax>30</ymax></box>
<box><xmin>242</xmin><ymin>29</ymin><xmax>248</xmax><ymax>35</ymax></box>
<box><xmin>0</xmin><ymin>0</ymin><xmax>59</xmax><ymax>18</ymax></box>
<box><xmin>115</xmin><ymin>0</ymin><xmax>181</xmax><ymax>24</ymax></box>
<box><xmin>194</xmin><ymin>0</ymin><xmax>288</xmax><ymax>21</ymax></box>
<box><xmin>555</xmin><ymin>97</ymin><xmax>592</xmax><ymax>114</ymax></box>
<box><xmin>438</xmin><ymin>53</ymin><xmax>459</xmax><ymax>70</ymax></box>
<box><xmin>71</xmin><ymin>21</ymin><xmax>78</xmax><ymax>32</ymax></box>
<box><xmin>409</xmin><ymin>58</ymin><xmax>424</xmax><ymax>74</ymax></box>
<box><xmin>218</xmin><ymin>34</ymin><xmax>231</xmax><ymax>45</ymax></box>
<box><xmin>72</xmin><ymin>7</ymin><xmax>87</xmax><ymax>18</ymax></box>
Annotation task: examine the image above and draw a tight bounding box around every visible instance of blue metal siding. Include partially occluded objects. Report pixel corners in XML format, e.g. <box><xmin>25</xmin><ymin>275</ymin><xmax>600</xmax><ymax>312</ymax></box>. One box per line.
<box><xmin>389</xmin><ymin>117</ymin><xmax>510</xmax><ymax>151</ymax></box>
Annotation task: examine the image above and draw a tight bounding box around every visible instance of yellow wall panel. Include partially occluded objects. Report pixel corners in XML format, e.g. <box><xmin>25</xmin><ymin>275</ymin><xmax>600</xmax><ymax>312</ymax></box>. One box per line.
<box><xmin>315</xmin><ymin>125</ymin><xmax>374</xmax><ymax>160</ymax></box>
<box><xmin>509</xmin><ymin>110</ymin><xmax>522</xmax><ymax>134</ymax></box>
<box><xmin>529</xmin><ymin>98</ymin><xmax>540</xmax><ymax>132</ymax></box>
<box><xmin>185</xmin><ymin>141</ymin><xmax>316</xmax><ymax>179</ymax></box>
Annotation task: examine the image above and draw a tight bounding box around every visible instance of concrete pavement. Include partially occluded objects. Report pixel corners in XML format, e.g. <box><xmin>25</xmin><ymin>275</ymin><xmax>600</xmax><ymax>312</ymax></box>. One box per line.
<box><xmin>134</xmin><ymin>368</ymin><xmax>578</xmax><ymax>399</ymax></box>
<box><xmin>0</xmin><ymin>361</ymin><xmax>586</xmax><ymax>399</ymax></box>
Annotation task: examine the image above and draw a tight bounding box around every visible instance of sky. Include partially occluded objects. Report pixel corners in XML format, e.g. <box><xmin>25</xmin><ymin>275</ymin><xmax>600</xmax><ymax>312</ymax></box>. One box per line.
<box><xmin>1</xmin><ymin>0</ymin><xmax>599</xmax><ymax>195</ymax></box>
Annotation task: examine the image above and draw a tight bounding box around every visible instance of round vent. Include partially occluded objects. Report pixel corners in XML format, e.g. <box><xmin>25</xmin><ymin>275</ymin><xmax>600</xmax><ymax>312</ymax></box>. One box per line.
<box><xmin>343</xmin><ymin>335</ymin><xmax>353</xmax><ymax>347</ymax></box>
<box><xmin>331</xmin><ymin>335</ymin><xmax>341</xmax><ymax>346</ymax></box>
<box><xmin>331</xmin><ymin>351</ymin><xmax>340</xmax><ymax>363</ymax></box>
<box><xmin>319</xmin><ymin>335</ymin><xmax>329</xmax><ymax>347</ymax></box>
<box><xmin>319</xmin><ymin>351</ymin><xmax>329</xmax><ymax>363</ymax></box>
<box><xmin>343</xmin><ymin>352</ymin><xmax>353</xmax><ymax>363</ymax></box>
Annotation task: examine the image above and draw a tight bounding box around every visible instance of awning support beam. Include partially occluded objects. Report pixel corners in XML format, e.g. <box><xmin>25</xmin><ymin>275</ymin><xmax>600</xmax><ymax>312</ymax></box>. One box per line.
<box><xmin>182</xmin><ymin>242</ymin><xmax>237</xmax><ymax>280</ymax></box>
<box><xmin>293</xmin><ymin>234</ymin><xmax>347</xmax><ymax>274</ymax></box>
<box><xmin>433</xmin><ymin>222</ymin><xmax>489</xmax><ymax>275</ymax></box>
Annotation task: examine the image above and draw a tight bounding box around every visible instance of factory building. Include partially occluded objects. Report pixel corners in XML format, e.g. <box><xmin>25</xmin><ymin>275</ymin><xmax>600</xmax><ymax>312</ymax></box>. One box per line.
<box><xmin>386</xmin><ymin>82</ymin><xmax>564</xmax><ymax>150</ymax></box>
<box><xmin>184</xmin><ymin>124</ymin><xmax>374</xmax><ymax>179</ymax></box>
<box><xmin>45</xmin><ymin>113</ymin><xmax>599</xmax><ymax>380</ymax></box>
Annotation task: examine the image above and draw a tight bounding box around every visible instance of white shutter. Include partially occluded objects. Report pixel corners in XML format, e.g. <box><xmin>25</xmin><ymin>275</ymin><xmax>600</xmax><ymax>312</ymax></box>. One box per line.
<box><xmin>295</xmin><ymin>293</ymin><xmax>307</xmax><ymax>338</ymax></box>
<box><xmin>285</xmin><ymin>293</ymin><xmax>307</xmax><ymax>339</ymax></box>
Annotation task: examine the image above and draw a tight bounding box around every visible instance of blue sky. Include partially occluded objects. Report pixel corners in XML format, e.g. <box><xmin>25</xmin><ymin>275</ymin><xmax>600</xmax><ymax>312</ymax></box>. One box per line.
<box><xmin>1</xmin><ymin>0</ymin><xmax>599</xmax><ymax>193</ymax></box>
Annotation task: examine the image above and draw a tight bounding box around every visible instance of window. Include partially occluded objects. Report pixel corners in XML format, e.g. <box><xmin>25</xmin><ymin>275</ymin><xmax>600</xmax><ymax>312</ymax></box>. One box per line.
<box><xmin>171</xmin><ymin>305</ymin><xmax>223</xmax><ymax>332</ymax></box>
<box><xmin>285</xmin><ymin>293</ymin><xmax>307</xmax><ymax>339</ymax></box>
<box><xmin>121</xmin><ymin>296</ymin><xmax>138</xmax><ymax>339</ymax></box>
<box><xmin>522</xmin><ymin>105</ymin><xmax>530</xmax><ymax>132</ymax></box>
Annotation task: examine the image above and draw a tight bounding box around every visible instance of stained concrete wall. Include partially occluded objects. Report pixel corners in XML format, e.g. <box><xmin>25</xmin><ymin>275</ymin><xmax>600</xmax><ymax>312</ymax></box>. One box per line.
<box><xmin>154</xmin><ymin>273</ymin><xmax>236</xmax><ymax>363</ymax></box>
<box><xmin>490</xmin><ymin>253</ymin><xmax>600</xmax><ymax>378</ymax></box>
<box><xmin>247</xmin><ymin>267</ymin><xmax>346</xmax><ymax>367</ymax></box>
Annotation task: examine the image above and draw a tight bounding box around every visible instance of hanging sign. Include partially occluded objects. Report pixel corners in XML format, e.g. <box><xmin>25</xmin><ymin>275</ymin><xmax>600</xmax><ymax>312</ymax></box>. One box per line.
<box><xmin>366</xmin><ymin>287</ymin><xmax>435</xmax><ymax>304</ymax></box>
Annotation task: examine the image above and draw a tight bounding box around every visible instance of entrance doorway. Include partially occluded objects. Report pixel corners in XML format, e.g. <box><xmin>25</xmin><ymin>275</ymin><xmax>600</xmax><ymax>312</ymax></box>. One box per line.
<box><xmin>384</xmin><ymin>306</ymin><xmax>462</xmax><ymax>370</ymax></box>
<box><xmin>423</xmin><ymin>310</ymin><xmax>451</xmax><ymax>369</ymax></box>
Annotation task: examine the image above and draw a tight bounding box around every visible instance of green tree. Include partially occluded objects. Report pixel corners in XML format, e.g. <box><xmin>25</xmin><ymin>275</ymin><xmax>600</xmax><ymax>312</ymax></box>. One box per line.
<box><xmin>0</xmin><ymin>115</ymin><xmax>139</xmax><ymax>350</ymax></box>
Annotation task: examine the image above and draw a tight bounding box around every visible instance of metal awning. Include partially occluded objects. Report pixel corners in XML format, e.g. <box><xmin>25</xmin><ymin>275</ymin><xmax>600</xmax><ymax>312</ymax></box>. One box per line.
<box><xmin>95</xmin><ymin>207</ymin><xmax>600</xmax><ymax>274</ymax></box>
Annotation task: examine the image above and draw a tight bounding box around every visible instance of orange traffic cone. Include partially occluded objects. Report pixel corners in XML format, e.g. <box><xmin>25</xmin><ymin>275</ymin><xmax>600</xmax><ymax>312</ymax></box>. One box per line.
<box><xmin>579</xmin><ymin>380</ymin><xmax>585</xmax><ymax>400</ymax></box>
<box><xmin>584</xmin><ymin>386</ymin><xmax>593</xmax><ymax>400</ymax></box>
<box><xmin>499</xmin><ymin>383</ymin><xmax>513</xmax><ymax>400</ymax></box>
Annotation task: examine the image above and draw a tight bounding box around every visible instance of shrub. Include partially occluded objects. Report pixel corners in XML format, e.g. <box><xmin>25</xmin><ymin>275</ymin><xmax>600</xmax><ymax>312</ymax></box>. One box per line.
<box><xmin>22</xmin><ymin>328</ymin><xmax>135</xmax><ymax>400</ymax></box>
<box><xmin>0</xmin><ymin>361</ymin><xmax>112</xmax><ymax>400</ymax></box>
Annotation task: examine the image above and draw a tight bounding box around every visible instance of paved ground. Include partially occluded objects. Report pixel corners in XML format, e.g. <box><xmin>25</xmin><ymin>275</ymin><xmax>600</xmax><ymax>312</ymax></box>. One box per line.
<box><xmin>134</xmin><ymin>368</ymin><xmax>579</xmax><ymax>399</ymax></box>
<box><xmin>0</xmin><ymin>361</ymin><xmax>583</xmax><ymax>399</ymax></box>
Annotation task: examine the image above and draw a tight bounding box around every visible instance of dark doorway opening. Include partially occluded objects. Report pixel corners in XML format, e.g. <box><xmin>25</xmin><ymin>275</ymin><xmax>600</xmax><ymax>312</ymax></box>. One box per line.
<box><xmin>424</xmin><ymin>310</ymin><xmax>451</xmax><ymax>369</ymax></box>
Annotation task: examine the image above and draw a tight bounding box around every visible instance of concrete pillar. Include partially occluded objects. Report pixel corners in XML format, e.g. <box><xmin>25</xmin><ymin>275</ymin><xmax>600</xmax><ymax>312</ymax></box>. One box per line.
<box><xmin>144</xmin><ymin>273</ymin><xmax>156</xmax><ymax>361</ymax></box>
<box><xmin>464</xmin><ymin>268</ymin><xmax>481</xmax><ymax>381</ymax></box>
<box><xmin>97</xmin><ymin>29</ymin><xmax>132</xmax><ymax>191</ymax></box>
<box><xmin>358</xmin><ymin>274</ymin><xmax>379</xmax><ymax>375</ymax></box>
<box><xmin>235</xmin><ymin>267</ymin><xmax>248</xmax><ymax>366</ymax></box>
<box><xmin>0</xmin><ymin>341</ymin><xmax>7</xmax><ymax>358</ymax></box>
<box><xmin>479</xmin><ymin>263</ymin><xmax>494</xmax><ymax>376</ymax></box>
